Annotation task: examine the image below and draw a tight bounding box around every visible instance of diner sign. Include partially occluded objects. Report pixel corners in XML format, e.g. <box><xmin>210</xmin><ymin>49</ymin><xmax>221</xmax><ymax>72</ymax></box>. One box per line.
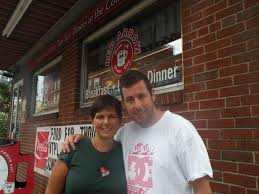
<box><xmin>34</xmin><ymin>124</ymin><xmax>95</xmax><ymax>177</ymax></box>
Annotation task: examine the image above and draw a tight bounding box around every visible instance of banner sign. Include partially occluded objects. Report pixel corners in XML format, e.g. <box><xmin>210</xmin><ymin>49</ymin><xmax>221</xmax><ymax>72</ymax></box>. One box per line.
<box><xmin>34</xmin><ymin>124</ymin><xmax>94</xmax><ymax>177</ymax></box>
<box><xmin>27</xmin><ymin>0</ymin><xmax>136</xmax><ymax>71</ymax></box>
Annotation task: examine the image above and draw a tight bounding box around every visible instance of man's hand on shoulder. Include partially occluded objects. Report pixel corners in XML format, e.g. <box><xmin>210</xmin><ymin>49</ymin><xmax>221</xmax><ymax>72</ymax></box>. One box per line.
<box><xmin>62</xmin><ymin>134</ymin><xmax>86</xmax><ymax>153</ymax></box>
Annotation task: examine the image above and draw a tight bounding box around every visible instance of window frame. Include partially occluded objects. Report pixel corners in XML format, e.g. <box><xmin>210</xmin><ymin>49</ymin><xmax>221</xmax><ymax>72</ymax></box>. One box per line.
<box><xmin>32</xmin><ymin>55</ymin><xmax>62</xmax><ymax>116</ymax></box>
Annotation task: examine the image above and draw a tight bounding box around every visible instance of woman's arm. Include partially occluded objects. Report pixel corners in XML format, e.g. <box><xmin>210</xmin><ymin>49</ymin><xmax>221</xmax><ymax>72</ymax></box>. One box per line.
<box><xmin>45</xmin><ymin>159</ymin><xmax>69</xmax><ymax>194</ymax></box>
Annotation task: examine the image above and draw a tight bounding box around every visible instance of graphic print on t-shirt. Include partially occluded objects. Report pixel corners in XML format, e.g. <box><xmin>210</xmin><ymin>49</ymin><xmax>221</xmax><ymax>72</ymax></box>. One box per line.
<box><xmin>127</xmin><ymin>143</ymin><xmax>154</xmax><ymax>194</ymax></box>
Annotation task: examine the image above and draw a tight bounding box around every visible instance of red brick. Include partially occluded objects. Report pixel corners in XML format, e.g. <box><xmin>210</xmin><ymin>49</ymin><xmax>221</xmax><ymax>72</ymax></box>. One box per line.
<box><xmin>208</xmin><ymin>119</ymin><xmax>235</xmax><ymax>129</ymax></box>
<box><xmin>184</xmin><ymin>64</ymin><xmax>205</xmax><ymax>76</ymax></box>
<box><xmin>223</xmin><ymin>172</ymin><xmax>256</xmax><ymax>188</ymax></box>
<box><xmin>208</xmin><ymin>149</ymin><xmax>221</xmax><ymax>159</ymax></box>
<box><xmin>200</xmin><ymin>99</ymin><xmax>225</xmax><ymax>110</ymax></box>
<box><xmin>183</xmin><ymin>46</ymin><xmax>204</xmax><ymax>59</ymax></box>
<box><xmin>183</xmin><ymin>12</ymin><xmax>202</xmax><ymax>25</ymax></box>
<box><xmin>193</xmin><ymin>33</ymin><xmax>216</xmax><ymax>48</ymax></box>
<box><xmin>211</xmin><ymin>160</ymin><xmax>237</xmax><ymax>172</ymax></box>
<box><xmin>198</xmin><ymin>26</ymin><xmax>209</xmax><ymax>36</ymax></box>
<box><xmin>255</xmin><ymin>153</ymin><xmax>259</xmax><ymax>164</ymax></box>
<box><xmin>249</xmin><ymin>60</ymin><xmax>259</xmax><ymax>73</ymax></box>
<box><xmin>222</xmin><ymin>15</ymin><xmax>236</xmax><ymax>28</ymax></box>
<box><xmin>183</xmin><ymin>24</ymin><xmax>192</xmax><ymax>34</ymax></box>
<box><xmin>210</xmin><ymin>182</ymin><xmax>230</xmax><ymax>194</ymax></box>
<box><xmin>219</xmin><ymin>63</ymin><xmax>248</xmax><ymax>77</ymax></box>
<box><xmin>184</xmin><ymin>93</ymin><xmax>194</xmax><ymax>102</ymax></box>
<box><xmin>217</xmin><ymin>23</ymin><xmax>245</xmax><ymax>39</ymax></box>
<box><xmin>185</xmin><ymin>82</ymin><xmax>206</xmax><ymax>92</ymax></box>
<box><xmin>236</xmin><ymin>117</ymin><xmax>259</xmax><ymax>128</ymax></box>
<box><xmin>183</xmin><ymin>58</ymin><xmax>193</xmax><ymax>68</ymax></box>
<box><xmin>232</xmin><ymin>49</ymin><xmax>259</xmax><ymax>64</ymax></box>
<box><xmin>226</xmin><ymin>96</ymin><xmax>241</xmax><ymax>107</ymax></box>
<box><xmin>193</xmin><ymin>15</ymin><xmax>215</xmax><ymax>30</ymax></box>
<box><xmin>196</xmin><ymin>110</ymin><xmax>220</xmax><ymax>119</ymax></box>
<box><xmin>253</xmin><ymin>130</ymin><xmax>259</xmax><ymax>139</ymax></box>
<box><xmin>206</xmin><ymin>57</ymin><xmax>232</xmax><ymax>70</ymax></box>
<box><xmin>203</xmin><ymin>0</ymin><xmax>228</xmax><ymax>17</ymax></box>
<box><xmin>231</xmin><ymin>27</ymin><xmax>257</xmax><ymax>44</ymax></box>
<box><xmin>221</xmin><ymin>107</ymin><xmax>251</xmax><ymax>117</ymax></box>
<box><xmin>241</xmin><ymin>94</ymin><xmax>259</xmax><ymax>105</ymax></box>
<box><xmin>209</xmin><ymin>21</ymin><xmax>222</xmax><ymax>32</ymax></box>
<box><xmin>208</xmin><ymin>139</ymin><xmax>236</xmax><ymax>149</ymax></box>
<box><xmin>216</xmin><ymin>2</ymin><xmax>243</xmax><ymax>20</ymax></box>
<box><xmin>230</xmin><ymin>186</ymin><xmax>246</xmax><ymax>194</ymax></box>
<box><xmin>194</xmin><ymin>70</ymin><xmax>218</xmax><ymax>82</ymax></box>
<box><xmin>246</xmin><ymin>15</ymin><xmax>259</xmax><ymax>29</ymax></box>
<box><xmin>239</xmin><ymin>163</ymin><xmax>259</xmax><ymax>176</ymax></box>
<box><xmin>220</xmin><ymin>85</ymin><xmax>249</xmax><ymax>97</ymax></box>
<box><xmin>194</xmin><ymin>51</ymin><xmax>217</xmax><ymax>64</ymax></box>
<box><xmin>222</xmin><ymin>150</ymin><xmax>254</xmax><ymax>163</ymax></box>
<box><xmin>178</xmin><ymin>112</ymin><xmax>195</xmax><ymax>121</ymax></box>
<box><xmin>234</xmin><ymin>72</ymin><xmax>259</xmax><ymax>84</ymax></box>
<box><xmin>218</xmin><ymin>42</ymin><xmax>246</xmax><ymax>58</ymax></box>
<box><xmin>183</xmin><ymin>8</ymin><xmax>191</xmax><ymax>18</ymax></box>
<box><xmin>191</xmin><ymin>0</ymin><xmax>214</xmax><ymax>14</ymax></box>
<box><xmin>188</xmin><ymin>101</ymin><xmax>199</xmax><ymax>110</ymax></box>
<box><xmin>247</xmin><ymin>37</ymin><xmax>259</xmax><ymax>50</ymax></box>
<box><xmin>252</xmin><ymin>105</ymin><xmax>259</xmax><ymax>116</ymax></box>
<box><xmin>207</xmin><ymin>77</ymin><xmax>233</xmax><ymax>90</ymax></box>
<box><xmin>221</xmin><ymin>129</ymin><xmax>253</xmax><ymax>139</ymax></box>
<box><xmin>195</xmin><ymin>89</ymin><xmax>219</xmax><ymax>100</ymax></box>
<box><xmin>171</xmin><ymin>103</ymin><xmax>188</xmax><ymax>112</ymax></box>
<box><xmin>183</xmin><ymin>42</ymin><xmax>192</xmax><ymax>51</ymax></box>
<box><xmin>245</xmin><ymin>0</ymin><xmax>259</xmax><ymax>8</ymax></box>
<box><xmin>205</xmin><ymin>38</ymin><xmax>231</xmax><ymax>52</ymax></box>
<box><xmin>199</xmin><ymin>129</ymin><xmax>220</xmax><ymax>139</ymax></box>
<box><xmin>247</xmin><ymin>189</ymin><xmax>259</xmax><ymax>194</ymax></box>
<box><xmin>184</xmin><ymin>31</ymin><xmax>198</xmax><ymax>42</ymax></box>
<box><xmin>237</xmin><ymin>140</ymin><xmax>259</xmax><ymax>151</ymax></box>
<box><xmin>192</xmin><ymin>120</ymin><xmax>207</xmax><ymax>128</ymax></box>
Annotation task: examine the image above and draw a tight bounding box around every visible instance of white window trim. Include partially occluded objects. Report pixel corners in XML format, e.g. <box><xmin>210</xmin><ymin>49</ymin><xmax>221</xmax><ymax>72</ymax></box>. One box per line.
<box><xmin>33</xmin><ymin>55</ymin><xmax>62</xmax><ymax>116</ymax></box>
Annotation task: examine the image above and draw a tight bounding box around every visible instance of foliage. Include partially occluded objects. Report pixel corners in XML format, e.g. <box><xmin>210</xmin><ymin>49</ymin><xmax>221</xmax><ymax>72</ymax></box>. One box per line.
<box><xmin>0</xmin><ymin>73</ymin><xmax>11</xmax><ymax>138</ymax></box>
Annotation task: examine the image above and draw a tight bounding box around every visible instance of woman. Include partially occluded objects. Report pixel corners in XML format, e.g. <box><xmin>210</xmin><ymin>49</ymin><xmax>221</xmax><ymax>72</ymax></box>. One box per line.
<box><xmin>45</xmin><ymin>95</ymin><xmax>127</xmax><ymax>194</ymax></box>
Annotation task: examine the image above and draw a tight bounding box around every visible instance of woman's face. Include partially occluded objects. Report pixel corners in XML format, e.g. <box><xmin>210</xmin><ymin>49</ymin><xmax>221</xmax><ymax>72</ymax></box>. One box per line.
<box><xmin>93</xmin><ymin>107</ymin><xmax>121</xmax><ymax>140</ymax></box>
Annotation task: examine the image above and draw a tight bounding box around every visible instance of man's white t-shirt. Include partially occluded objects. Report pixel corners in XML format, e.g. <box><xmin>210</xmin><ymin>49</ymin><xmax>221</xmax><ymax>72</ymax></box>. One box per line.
<box><xmin>115</xmin><ymin>111</ymin><xmax>213</xmax><ymax>194</ymax></box>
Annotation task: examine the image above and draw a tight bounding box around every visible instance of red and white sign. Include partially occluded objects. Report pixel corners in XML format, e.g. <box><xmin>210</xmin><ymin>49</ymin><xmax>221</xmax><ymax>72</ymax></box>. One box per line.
<box><xmin>34</xmin><ymin>124</ymin><xmax>94</xmax><ymax>177</ymax></box>
<box><xmin>105</xmin><ymin>28</ymin><xmax>141</xmax><ymax>75</ymax></box>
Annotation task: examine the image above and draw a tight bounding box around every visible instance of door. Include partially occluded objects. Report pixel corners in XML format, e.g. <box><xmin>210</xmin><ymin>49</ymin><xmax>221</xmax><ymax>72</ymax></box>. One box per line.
<box><xmin>9</xmin><ymin>80</ymin><xmax>23</xmax><ymax>140</ymax></box>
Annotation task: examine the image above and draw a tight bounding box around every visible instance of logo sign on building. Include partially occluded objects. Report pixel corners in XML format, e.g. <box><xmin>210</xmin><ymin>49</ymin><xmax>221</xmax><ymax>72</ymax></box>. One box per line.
<box><xmin>34</xmin><ymin>124</ymin><xmax>94</xmax><ymax>177</ymax></box>
<box><xmin>105</xmin><ymin>28</ymin><xmax>141</xmax><ymax>75</ymax></box>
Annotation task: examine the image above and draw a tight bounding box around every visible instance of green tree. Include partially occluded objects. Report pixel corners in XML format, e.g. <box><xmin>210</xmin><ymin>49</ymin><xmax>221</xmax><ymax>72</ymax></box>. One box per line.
<box><xmin>0</xmin><ymin>73</ymin><xmax>11</xmax><ymax>137</ymax></box>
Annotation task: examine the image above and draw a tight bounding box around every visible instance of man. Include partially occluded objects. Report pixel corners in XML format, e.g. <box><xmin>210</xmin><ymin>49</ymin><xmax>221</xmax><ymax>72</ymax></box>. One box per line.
<box><xmin>63</xmin><ymin>70</ymin><xmax>213</xmax><ymax>194</ymax></box>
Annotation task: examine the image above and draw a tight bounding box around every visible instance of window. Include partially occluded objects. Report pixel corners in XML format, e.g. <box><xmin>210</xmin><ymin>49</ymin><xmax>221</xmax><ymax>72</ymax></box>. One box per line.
<box><xmin>33</xmin><ymin>56</ymin><xmax>62</xmax><ymax>115</ymax></box>
<box><xmin>81</xmin><ymin>0</ymin><xmax>182</xmax><ymax>107</ymax></box>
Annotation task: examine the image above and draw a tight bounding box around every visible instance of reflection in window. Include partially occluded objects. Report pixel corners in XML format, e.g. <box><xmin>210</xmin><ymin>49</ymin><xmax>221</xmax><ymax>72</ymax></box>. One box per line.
<box><xmin>34</xmin><ymin>60</ymin><xmax>61</xmax><ymax>115</ymax></box>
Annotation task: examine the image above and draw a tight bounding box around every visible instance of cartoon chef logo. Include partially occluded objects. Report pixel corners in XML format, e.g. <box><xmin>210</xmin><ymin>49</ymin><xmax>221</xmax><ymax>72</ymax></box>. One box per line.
<box><xmin>105</xmin><ymin>28</ymin><xmax>141</xmax><ymax>75</ymax></box>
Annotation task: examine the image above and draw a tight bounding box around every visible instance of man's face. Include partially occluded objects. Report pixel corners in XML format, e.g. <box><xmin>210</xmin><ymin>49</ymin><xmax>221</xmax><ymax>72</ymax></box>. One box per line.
<box><xmin>122</xmin><ymin>80</ymin><xmax>156</xmax><ymax>127</ymax></box>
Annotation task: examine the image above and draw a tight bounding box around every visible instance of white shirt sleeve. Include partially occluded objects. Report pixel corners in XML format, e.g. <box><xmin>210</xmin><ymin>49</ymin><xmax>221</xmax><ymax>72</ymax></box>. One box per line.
<box><xmin>176</xmin><ymin>119</ymin><xmax>213</xmax><ymax>182</ymax></box>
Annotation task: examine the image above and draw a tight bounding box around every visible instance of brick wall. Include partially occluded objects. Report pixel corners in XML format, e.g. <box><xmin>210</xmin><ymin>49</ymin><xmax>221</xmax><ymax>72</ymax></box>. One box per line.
<box><xmin>16</xmin><ymin>0</ymin><xmax>258</xmax><ymax>193</ymax></box>
<box><xmin>181</xmin><ymin>0</ymin><xmax>259</xmax><ymax>193</ymax></box>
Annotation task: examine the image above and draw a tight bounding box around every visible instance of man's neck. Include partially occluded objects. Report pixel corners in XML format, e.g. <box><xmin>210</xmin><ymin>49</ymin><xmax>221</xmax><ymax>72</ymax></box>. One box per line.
<box><xmin>140</xmin><ymin>109</ymin><xmax>165</xmax><ymax>128</ymax></box>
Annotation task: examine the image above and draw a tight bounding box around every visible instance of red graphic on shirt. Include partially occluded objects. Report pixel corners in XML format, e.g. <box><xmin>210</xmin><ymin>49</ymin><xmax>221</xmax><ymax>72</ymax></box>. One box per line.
<box><xmin>127</xmin><ymin>143</ymin><xmax>154</xmax><ymax>194</ymax></box>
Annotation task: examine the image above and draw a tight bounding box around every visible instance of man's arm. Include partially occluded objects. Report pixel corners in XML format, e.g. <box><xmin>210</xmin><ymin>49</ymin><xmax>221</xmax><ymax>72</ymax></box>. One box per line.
<box><xmin>190</xmin><ymin>176</ymin><xmax>212</xmax><ymax>194</ymax></box>
<box><xmin>45</xmin><ymin>160</ymin><xmax>69</xmax><ymax>194</ymax></box>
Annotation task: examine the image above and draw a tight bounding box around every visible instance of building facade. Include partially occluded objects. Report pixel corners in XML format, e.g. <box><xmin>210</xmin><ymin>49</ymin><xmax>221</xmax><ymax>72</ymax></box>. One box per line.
<box><xmin>7</xmin><ymin>0</ymin><xmax>259</xmax><ymax>193</ymax></box>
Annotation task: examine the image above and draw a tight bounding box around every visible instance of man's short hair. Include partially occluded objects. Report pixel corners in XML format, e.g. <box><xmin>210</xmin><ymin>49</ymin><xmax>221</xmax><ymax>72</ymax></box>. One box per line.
<box><xmin>119</xmin><ymin>70</ymin><xmax>152</xmax><ymax>98</ymax></box>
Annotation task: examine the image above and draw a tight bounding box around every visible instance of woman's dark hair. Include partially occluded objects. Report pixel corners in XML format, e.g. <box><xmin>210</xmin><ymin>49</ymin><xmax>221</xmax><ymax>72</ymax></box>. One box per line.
<box><xmin>119</xmin><ymin>70</ymin><xmax>152</xmax><ymax>98</ymax></box>
<box><xmin>90</xmin><ymin>95</ymin><xmax>122</xmax><ymax>119</ymax></box>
